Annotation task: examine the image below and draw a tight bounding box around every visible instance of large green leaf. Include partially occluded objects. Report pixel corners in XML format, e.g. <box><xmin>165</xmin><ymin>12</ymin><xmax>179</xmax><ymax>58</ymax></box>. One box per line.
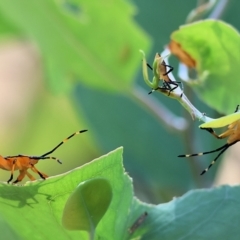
<box><xmin>0</xmin><ymin>215</ymin><xmax>22</xmax><ymax>240</ymax></box>
<box><xmin>0</xmin><ymin>0</ymin><xmax>149</xmax><ymax>92</ymax></box>
<box><xmin>170</xmin><ymin>20</ymin><xmax>240</xmax><ymax>114</ymax></box>
<box><xmin>0</xmin><ymin>147</ymin><xmax>239</xmax><ymax>239</ymax></box>
<box><xmin>0</xmin><ymin>13</ymin><xmax>20</xmax><ymax>36</ymax></box>
<box><xmin>0</xmin><ymin>148</ymin><xmax>132</xmax><ymax>240</ymax></box>
<box><xmin>136</xmin><ymin>185</ymin><xmax>240</xmax><ymax>240</ymax></box>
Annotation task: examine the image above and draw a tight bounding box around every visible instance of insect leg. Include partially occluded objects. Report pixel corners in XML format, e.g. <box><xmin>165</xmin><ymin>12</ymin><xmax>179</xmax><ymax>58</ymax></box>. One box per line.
<box><xmin>148</xmin><ymin>86</ymin><xmax>168</xmax><ymax>95</ymax></box>
<box><xmin>167</xmin><ymin>81</ymin><xmax>179</xmax><ymax>96</ymax></box>
<box><xmin>26</xmin><ymin>171</ymin><xmax>36</xmax><ymax>181</ymax></box>
<box><xmin>148</xmin><ymin>81</ymin><xmax>181</xmax><ymax>95</ymax></box>
<box><xmin>160</xmin><ymin>81</ymin><xmax>178</xmax><ymax>96</ymax></box>
<box><xmin>162</xmin><ymin>63</ymin><xmax>173</xmax><ymax>75</ymax></box>
<box><xmin>200</xmin><ymin>127</ymin><xmax>233</xmax><ymax>139</ymax></box>
<box><xmin>178</xmin><ymin>143</ymin><xmax>229</xmax><ymax>158</ymax></box>
<box><xmin>31</xmin><ymin>165</ymin><xmax>48</xmax><ymax>179</ymax></box>
<box><xmin>7</xmin><ymin>159</ymin><xmax>16</xmax><ymax>183</ymax></box>
<box><xmin>13</xmin><ymin>169</ymin><xmax>28</xmax><ymax>184</ymax></box>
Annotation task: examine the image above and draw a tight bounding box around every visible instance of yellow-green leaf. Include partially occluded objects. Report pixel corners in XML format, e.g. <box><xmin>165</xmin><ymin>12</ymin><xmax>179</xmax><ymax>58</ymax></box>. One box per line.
<box><xmin>170</xmin><ymin>20</ymin><xmax>240</xmax><ymax>114</ymax></box>
<box><xmin>200</xmin><ymin>112</ymin><xmax>240</xmax><ymax>128</ymax></box>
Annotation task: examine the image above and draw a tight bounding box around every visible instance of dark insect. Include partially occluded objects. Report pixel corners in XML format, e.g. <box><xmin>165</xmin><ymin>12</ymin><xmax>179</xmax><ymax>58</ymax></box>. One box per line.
<box><xmin>148</xmin><ymin>53</ymin><xmax>182</xmax><ymax>95</ymax></box>
<box><xmin>129</xmin><ymin>211</ymin><xmax>148</xmax><ymax>234</ymax></box>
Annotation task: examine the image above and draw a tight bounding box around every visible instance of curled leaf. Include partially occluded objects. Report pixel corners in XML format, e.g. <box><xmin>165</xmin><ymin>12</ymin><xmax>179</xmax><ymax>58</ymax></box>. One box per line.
<box><xmin>62</xmin><ymin>178</ymin><xmax>112</xmax><ymax>232</ymax></box>
<box><xmin>168</xmin><ymin>40</ymin><xmax>196</xmax><ymax>68</ymax></box>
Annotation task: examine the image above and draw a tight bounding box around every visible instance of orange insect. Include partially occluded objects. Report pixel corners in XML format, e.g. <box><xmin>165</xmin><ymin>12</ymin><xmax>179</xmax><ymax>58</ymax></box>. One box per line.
<box><xmin>178</xmin><ymin>105</ymin><xmax>240</xmax><ymax>175</ymax></box>
<box><xmin>1</xmin><ymin>130</ymin><xmax>87</xmax><ymax>184</ymax></box>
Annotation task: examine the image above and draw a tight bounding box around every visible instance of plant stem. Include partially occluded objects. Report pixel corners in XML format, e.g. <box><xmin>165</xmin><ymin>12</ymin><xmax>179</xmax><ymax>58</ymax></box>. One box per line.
<box><xmin>130</xmin><ymin>86</ymin><xmax>188</xmax><ymax>132</ymax></box>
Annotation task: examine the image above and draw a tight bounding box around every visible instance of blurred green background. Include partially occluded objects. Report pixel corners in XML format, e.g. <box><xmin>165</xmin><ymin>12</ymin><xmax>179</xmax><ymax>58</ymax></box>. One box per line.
<box><xmin>0</xmin><ymin>0</ymin><xmax>239</xmax><ymax>203</ymax></box>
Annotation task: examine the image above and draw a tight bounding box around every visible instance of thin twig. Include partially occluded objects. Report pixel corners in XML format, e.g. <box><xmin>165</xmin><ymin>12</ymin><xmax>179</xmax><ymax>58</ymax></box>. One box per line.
<box><xmin>208</xmin><ymin>0</ymin><xmax>230</xmax><ymax>19</ymax></box>
<box><xmin>160</xmin><ymin>49</ymin><xmax>213</xmax><ymax>123</ymax></box>
<box><xmin>138</xmin><ymin>48</ymin><xmax>216</xmax><ymax>187</ymax></box>
<box><xmin>186</xmin><ymin>0</ymin><xmax>217</xmax><ymax>23</ymax></box>
<box><xmin>131</xmin><ymin>86</ymin><xmax>188</xmax><ymax>132</ymax></box>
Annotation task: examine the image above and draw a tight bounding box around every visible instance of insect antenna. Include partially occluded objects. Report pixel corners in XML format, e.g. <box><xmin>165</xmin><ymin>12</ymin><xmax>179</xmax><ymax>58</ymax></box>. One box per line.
<box><xmin>40</xmin><ymin>130</ymin><xmax>88</xmax><ymax>158</ymax></box>
<box><xmin>200</xmin><ymin>146</ymin><xmax>230</xmax><ymax>175</ymax></box>
<box><xmin>25</xmin><ymin>130</ymin><xmax>88</xmax><ymax>163</ymax></box>
<box><xmin>30</xmin><ymin>156</ymin><xmax>63</xmax><ymax>164</ymax></box>
<box><xmin>179</xmin><ymin>141</ymin><xmax>238</xmax><ymax>175</ymax></box>
<box><xmin>178</xmin><ymin>143</ymin><xmax>229</xmax><ymax>158</ymax></box>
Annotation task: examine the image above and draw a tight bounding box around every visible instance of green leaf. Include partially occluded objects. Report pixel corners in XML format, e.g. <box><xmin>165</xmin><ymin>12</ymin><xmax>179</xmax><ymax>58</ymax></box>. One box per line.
<box><xmin>200</xmin><ymin>111</ymin><xmax>240</xmax><ymax>128</ymax></box>
<box><xmin>0</xmin><ymin>13</ymin><xmax>20</xmax><ymax>36</ymax></box>
<box><xmin>62</xmin><ymin>178</ymin><xmax>112</xmax><ymax>234</ymax></box>
<box><xmin>0</xmin><ymin>215</ymin><xmax>23</xmax><ymax>240</ymax></box>
<box><xmin>0</xmin><ymin>147</ymin><xmax>133</xmax><ymax>240</ymax></box>
<box><xmin>0</xmin><ymin>148</ymin><xmax>240</xmax><ymax>239</ymax></box>
<box><xmin>75</xmin><ymin>86</ymin><xmax>193</xmax><ymax>194</ymax></box>
<box><xmin>0</xmin><ymin>0</ymin><xmax>150</xmax><ymax>92</ymax></box>
<box><xmin>137</xmin><ymin>185</ymin><xmax>240</xmax><ymax>240</ymax></box>
<box><xmin>170</xmin><ymin>20</ymin><xmax>240</xmax><ymax>114</ymax></box>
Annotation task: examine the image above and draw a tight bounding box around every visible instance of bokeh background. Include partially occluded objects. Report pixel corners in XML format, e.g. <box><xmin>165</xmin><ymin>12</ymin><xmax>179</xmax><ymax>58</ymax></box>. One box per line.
<box><xmin>0</xmin><ymin>0</ymin><xmax>239</xmax><ymax>204</ymax></box>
